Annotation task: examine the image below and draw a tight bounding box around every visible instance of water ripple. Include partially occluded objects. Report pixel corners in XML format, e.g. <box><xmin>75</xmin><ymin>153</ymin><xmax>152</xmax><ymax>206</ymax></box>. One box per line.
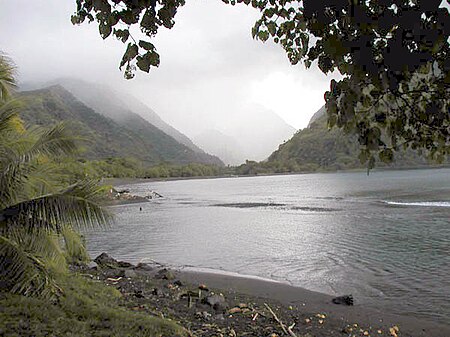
<box><xmin>86</xmin><ymin>169</ymin><xmax>450</xmax><ymax>324</ymax></box>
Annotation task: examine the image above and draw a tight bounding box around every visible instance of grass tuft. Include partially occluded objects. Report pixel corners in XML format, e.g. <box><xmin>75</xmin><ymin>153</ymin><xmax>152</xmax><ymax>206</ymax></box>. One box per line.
<box><xmin>0</xmin><ymin>274</ymin><xmax>187</xmax><ymax>337</ymax></box>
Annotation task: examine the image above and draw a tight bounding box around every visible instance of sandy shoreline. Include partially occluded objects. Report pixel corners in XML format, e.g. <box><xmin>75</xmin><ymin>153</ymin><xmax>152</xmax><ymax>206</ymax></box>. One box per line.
<box><xmin>102</xmin><ymin>166</ymin><xmax>450</xmax><ymax>188</ymax></box>
<box><xmin>176</xmin><ymin>268</ymin><xmax>450</xmax><ymax>336</ymax></box>
<box><xmin>89</xmin><ymin>254</ymin><xmax>449</xmax><ymax>336</ymax></box>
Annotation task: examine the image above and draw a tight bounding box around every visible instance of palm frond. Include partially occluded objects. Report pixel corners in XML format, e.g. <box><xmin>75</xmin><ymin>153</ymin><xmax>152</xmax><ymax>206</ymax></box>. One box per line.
<box><xmin>0</xmin><ymin>123</ymin><xmax>80</xmax><ymax>208</ymax></box>
<box><xmin>0</xmin><ymin>54</ymin><xmax>17</xmax><ymax>101</ymax></box>
<box><xmin>0</xmin><ymin>98</ymin><xmax>23</xmax><ymax>137</ymax></box>
<box><xmin>6</xmin><ymin>227</ymin><xmax>67</xmax><ymax>270</ymax></box>
<box><xmin>21</xmin><ymin>160</ymin><xmax>61</xmax><ymax>197</ymax></box>
<box><xmin>62</xmin><ymin>179</ymin><xmax>110</xmax><ymax>202</ymax></box>
<box><xmin>1</xmin><ymin>180</ymin><xmax>114</xmax><ymax>232</ymax></box>
<box><xmin>0</xmin><ymin>156</ymin><xmax>25</xmax><ymax>209</ymax></box>
<box><xmin>61</xmin><ymin>226</ymin><xmax>90</xmax><ymax>266</ymax></box>
<box><xmin>23</xmin><ymin>123</ymin><xmax>79</xmax><ymax>162</ymax></box>
<box><xmin>0</xmin><ymin>234</ymin><xmax>62</xmax><ymax>298</ymax></box>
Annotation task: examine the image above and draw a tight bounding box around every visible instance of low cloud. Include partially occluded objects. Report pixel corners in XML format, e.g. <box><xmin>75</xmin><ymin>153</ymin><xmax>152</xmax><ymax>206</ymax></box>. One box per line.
<box><xmin>0</xmin><ymin>0</ymin><xmax>337</xmax><ymax>137</ymax></box>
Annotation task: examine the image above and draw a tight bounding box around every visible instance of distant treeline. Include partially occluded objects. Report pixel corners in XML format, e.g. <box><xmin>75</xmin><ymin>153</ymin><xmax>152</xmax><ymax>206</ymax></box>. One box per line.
<box><xmin>56</xmin><ymin>152</ymin><xmax>449</xmax><ymax>184</ymax></box>
<box><xmin>54</xmin><ymin>110</ymin><xmax>449</xmax><ymax>182</ymax></box>
<box><xmin>56</xmin><ymin>157</ymin><xmax>233</xmax><ymax>183</ymax></box>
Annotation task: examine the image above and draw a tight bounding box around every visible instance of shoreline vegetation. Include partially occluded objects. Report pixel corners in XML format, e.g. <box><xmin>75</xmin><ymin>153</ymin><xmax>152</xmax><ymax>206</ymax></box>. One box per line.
<box><xmin>103</xmin><ymin>165</ymin><xmax>450</xmax><ymax>188</ymax></box>
<box><xmin>57</xmin><ymin>156</ymin><xmax>450</xmax><ymax>186</ymax></box>
<box><xmin>3</xmin><ymin>253</ymin><xmax>448</xmax><ymax>337</ymax></box>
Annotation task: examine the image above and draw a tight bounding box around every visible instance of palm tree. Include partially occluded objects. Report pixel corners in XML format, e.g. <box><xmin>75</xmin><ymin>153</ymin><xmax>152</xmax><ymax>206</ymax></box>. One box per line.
<box><xmin>0</xmin><ymin>53</ymin><xmax>16</xmax><ymax>100</ymax></box>
<box><xmin>0</xmin><ymin>55</ymin><xmax>113</xmax><ymax>297</ymax></box>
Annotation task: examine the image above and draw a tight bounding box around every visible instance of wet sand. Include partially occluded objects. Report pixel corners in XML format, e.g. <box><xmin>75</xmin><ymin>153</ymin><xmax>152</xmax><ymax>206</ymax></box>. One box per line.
<box><xmin>89</xmin><ymin>253</ymin><xmax>450</xmax><ymax>337</ymax></box>
<box><xmin>177</xmin><ymin>269</ymin><xmax>450</xmax><ymax>337</ymax></box>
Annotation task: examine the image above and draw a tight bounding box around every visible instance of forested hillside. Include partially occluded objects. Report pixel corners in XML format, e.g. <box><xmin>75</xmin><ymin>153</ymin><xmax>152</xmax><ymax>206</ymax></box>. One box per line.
<box><xmin>54</xmin><ymin>78</ymin><xmax>207</xmax><ymax>154</ymax></box>
<box><xmin>18</xmin><ymin>85</ymin><xmax>223</xmax><ymax>166</ymax></box>
<box><xmin>236</xmin><ymin>107</ymin><xmax>438</xmax><ymax>175</ymax></box>
<box><xmin>268</xmin><ymin>111</ymin><xmax>362</xmax><ymax>171</ymax></box>
<box><xmin>271</xmin><ymin>108</ymin><xmax>436</xmax><ymax>170</ymax></box>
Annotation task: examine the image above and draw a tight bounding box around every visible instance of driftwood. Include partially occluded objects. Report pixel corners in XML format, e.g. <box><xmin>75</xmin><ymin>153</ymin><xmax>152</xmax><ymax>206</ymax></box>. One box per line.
<box><xmin>264</xmin><ymin>303</ymin><xmax>297</xmax><ymax>337</ymax></box>
<box><xmin>287</xmin><ymin>323</ymin><xmax>296</xmax><ymax>337</ymax></box>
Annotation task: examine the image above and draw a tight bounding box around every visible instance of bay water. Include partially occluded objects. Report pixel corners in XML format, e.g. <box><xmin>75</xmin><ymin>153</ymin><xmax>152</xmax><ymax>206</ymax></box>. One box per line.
<box><xmin>86</xmin><ymin>168</ymin><xmax>450</xmax><ymax>323</ymax></box>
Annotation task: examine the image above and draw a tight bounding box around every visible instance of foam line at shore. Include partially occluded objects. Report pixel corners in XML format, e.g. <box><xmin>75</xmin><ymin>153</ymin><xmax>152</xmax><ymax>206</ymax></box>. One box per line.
<box><xmin>178</xmin><ymin>266</ymin><xmax>286</xmax><ymax>284</ymax></box>
<box><xmin>384</xmin><ymin>200</ymin><xmax>450</xmax><ymax>207</ymax></box>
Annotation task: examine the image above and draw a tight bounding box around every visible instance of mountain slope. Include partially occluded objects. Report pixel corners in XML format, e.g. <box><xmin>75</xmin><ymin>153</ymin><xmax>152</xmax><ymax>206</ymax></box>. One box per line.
<box><xmin>268</xmin><ymin>106</ymin><xmax>430</xmax><ymax>170</ymax></box>
<box><xmin>18</xmin><ymin>85</ymin><xmax>223</xmax><ymax>166</ymax></box>
<box><xmin>307</xmin><ymin>105</ymin><xmax>326</xmax><ymax>128</ymax></box>
<box><xmin>53</xmin><ymin>78</ymin><xmax>207</xmax><ymax>154</ymax></box>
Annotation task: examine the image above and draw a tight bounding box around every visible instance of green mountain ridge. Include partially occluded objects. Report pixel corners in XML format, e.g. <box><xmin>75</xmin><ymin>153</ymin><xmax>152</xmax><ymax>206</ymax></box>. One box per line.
<box><xmin>235</xmin><ymin>106</ymin><xmax>444</xmax><ymax>176</ymax></box>
<box><xmin>18</xmin><ymin>85</ymin><xmax>224</xmax><ymax>166</ymax></box>
<box><xmin>51</xmin><ymin>78</ymin><xmax>207</xmax><ymax>155</ymax></box>
<box><xmin>267</xmin><ymin>106</ymin><xmax>433</xmax><ymax>171</ymax></box>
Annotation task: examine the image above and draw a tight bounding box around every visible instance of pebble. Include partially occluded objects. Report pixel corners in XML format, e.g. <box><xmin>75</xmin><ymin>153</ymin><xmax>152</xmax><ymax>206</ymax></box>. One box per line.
<box><xmin>124</xmin><ymin>269</ymin><xmax>137</xmax><ymax>278</ymax></box>
<box><xmin>198</xmin><ymin>284</ymin><xmax>209</xmax><ymax>291</ymax></box>
<box><xmin>195</xmin><ymin>311</ymin><xmax>211</xmax><ymax>320</ymax></box>
<box><xmin>229</xmin><ymin>307</ymin><xmax>242</xmax><ymax>314</ymax></box>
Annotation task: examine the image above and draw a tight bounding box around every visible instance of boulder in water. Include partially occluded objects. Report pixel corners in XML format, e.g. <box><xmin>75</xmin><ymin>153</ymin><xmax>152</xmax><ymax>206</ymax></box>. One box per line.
<box><xmin>94</xmin><ymin>253</ymin><xmax>119</xmax><ymax>269</ymax></box>
<box><xmin>118</xmin><ymin>261</ymin><xmax>134</xmax><ymax>268</ymax></box>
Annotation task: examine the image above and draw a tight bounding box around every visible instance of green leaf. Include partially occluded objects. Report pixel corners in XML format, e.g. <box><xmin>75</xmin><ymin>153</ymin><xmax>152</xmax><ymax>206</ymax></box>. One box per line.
<box><xmin>107</xmin><ymin>13</ymin><xmax>119</xmax><ymax>26</ymax></box>
<box><xmin>267</xmin><ymin>22</ymin><xmax>276</xmax><ymax>37</ymax></box>
<box><xmin>138</xmin><ymin>40</ymin><xmax>154</xmax><ymax>51</ymax></box>
<box><xmin>136</xmin><ymin>55</ymin><xmax>151</xmax><ymax>73</ymax></box>
<box><xmin>99</xmin><ymin>23</ymin><xmax>112</xmax><ymax>39</ymax></box>
<box><xmin>120</xmin><ymin>43</ymin><xmax>138</xmax><ymax>68</ymax></box>
<box><xmin>92</xmin><ymin>0</ymin><xmax>111</xmax><ymax>13</ymax></box>
<box><xmin>113</xmin><ymin>29</ymin><xmax>129</xmax><ymax>43</ymax></box>
<box><xmin>258</xmin><ymin>30</ymin><xmax>269</xmax><ymax>42</ymax></box>
<box><xmin>136</xmin><ymin>50</ymin><xmax>160</xmax><ymax>72</ymax></box>
<box><xmin>120</xmin><ymin>9</ymin><xmax>139</xmax><ymax>25</ymax></box>
<box><xmin>71</xmin><ymin>15</ymin><xmax>81</xmax><ymax>25</ymax></box>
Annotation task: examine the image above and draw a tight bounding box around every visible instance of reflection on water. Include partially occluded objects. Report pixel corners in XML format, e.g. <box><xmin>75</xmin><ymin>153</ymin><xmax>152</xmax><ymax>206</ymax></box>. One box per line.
<box><xmin>85</xmin><ymin>168</ymin><xmax>450</xmax><ymax>324</ymax></box>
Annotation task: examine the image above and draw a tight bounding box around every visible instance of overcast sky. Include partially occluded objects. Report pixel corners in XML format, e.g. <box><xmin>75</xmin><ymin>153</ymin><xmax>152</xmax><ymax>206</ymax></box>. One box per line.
<box><xmin>0</xmin><ymin>0</ymin><xmax>338</xmax><ymax>133</ymax></box>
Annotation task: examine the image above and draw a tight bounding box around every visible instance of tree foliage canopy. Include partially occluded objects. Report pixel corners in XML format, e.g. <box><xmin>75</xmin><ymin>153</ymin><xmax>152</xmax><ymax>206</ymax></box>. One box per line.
<box><xmin>72</xmin><ymin>0</ymin><xmax>449</xmax><ymax>165</ymax></box>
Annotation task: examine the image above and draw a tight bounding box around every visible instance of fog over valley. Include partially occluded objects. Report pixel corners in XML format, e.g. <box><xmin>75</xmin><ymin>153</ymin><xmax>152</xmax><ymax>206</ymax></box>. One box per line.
<box><xmin>0</xmin><ymin>0</ymin><xmax>338</xmax><ymax>165</ymax></box>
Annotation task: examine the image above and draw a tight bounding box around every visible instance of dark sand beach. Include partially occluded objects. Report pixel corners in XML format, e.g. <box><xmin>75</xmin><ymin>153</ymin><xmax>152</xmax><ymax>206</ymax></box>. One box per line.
<box><xmin>177</xmin><ymin>269</ymin><xmax>450</xmax><ymax>337</ymax></box>
<box><xmin>88</xmin><ymin>254</ymin><xmax>450</xmax><ymax>337</ymax></box>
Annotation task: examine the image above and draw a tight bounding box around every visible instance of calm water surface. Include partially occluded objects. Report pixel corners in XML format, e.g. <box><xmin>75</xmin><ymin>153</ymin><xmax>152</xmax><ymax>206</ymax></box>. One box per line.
<box><xmin>86</xmin><ymin>168</ymin><xmax>450</xmax><ymax>323</ymax></box>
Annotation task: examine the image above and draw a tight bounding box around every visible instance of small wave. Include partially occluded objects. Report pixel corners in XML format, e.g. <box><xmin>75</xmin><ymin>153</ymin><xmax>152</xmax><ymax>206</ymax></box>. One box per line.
<box><xmin>212</xmin><ymin>202</ymin><xmax>286</xmax><ymax>208</ymax></box>
<box><xmin>179</xmin><ymin>266</ymin><xmax>285</xmax><ymax>284</ymax></box>
<box><xmin>211</xmin><ymin>203</ymin><xmax>339</xmax><ymax>212</ymax></box>
<box><xmin>383</xmin><ymin>201</ymin><xmax>450</xmax><ymax>207</ymax></box>
<box><xmin>315</xmin><ymin>196</ymin><xmax>344</xmax><ymax>201</ymax></box>
<box><xmin>291</xmin><ymin>206</ymin><xmax>340</xmax><ymax>212</ymax></box>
